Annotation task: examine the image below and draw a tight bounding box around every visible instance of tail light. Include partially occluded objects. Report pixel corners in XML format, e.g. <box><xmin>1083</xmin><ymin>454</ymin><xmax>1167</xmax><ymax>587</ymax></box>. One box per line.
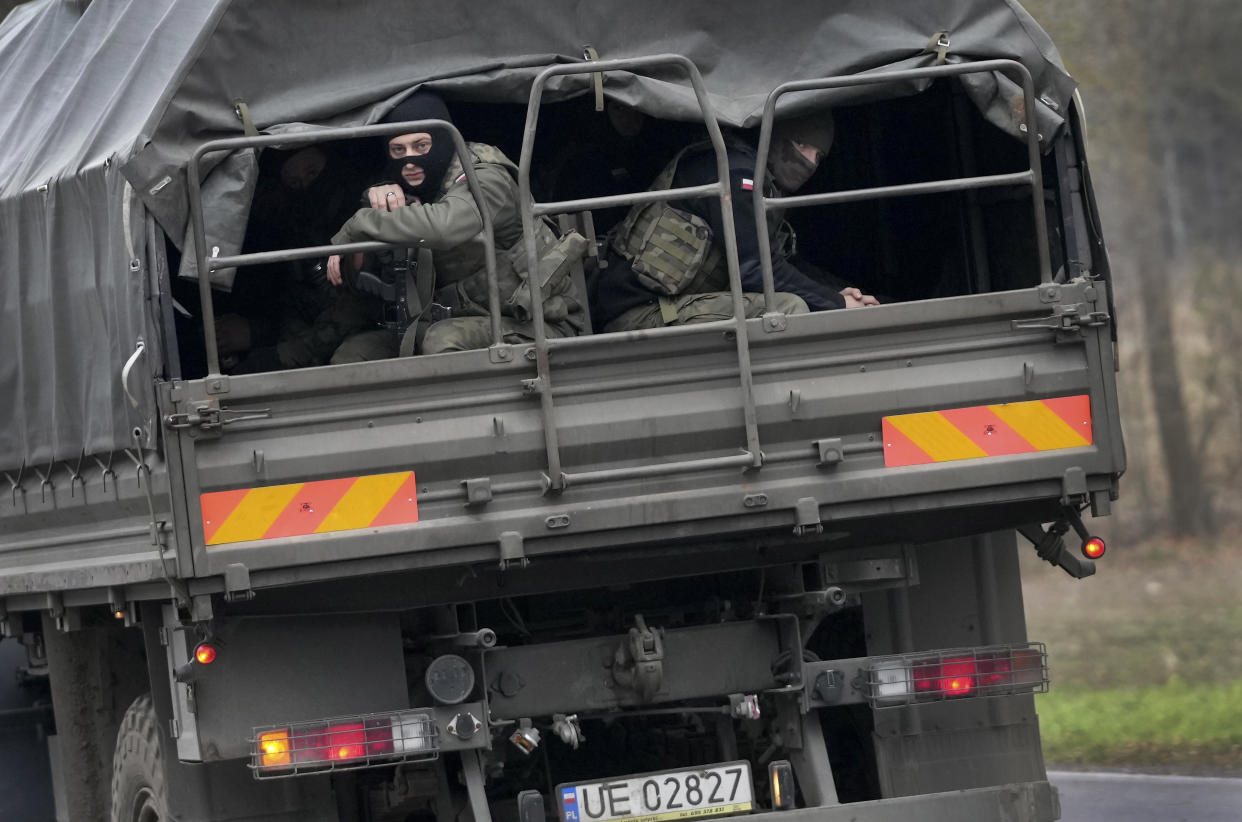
<box><xmin>258</xmin><ymin>729</ymin><xmax>291</xmax><ymax>767</ymax></box>
<box><xmin>251</xmin><ymin>710</ymin><xmax>437</xmax><ymax>778</ymax></box>
<box><xmin>913</xmin><ymin>657</ymin><xmax>979</xmax><ymax>696</ymax></box>
<box><xmin>194</xmin><ymin>642</ymin><xmax>218</xmax><ymax>665</ymax></box>
<box><xmin>868</xmin><ymin>643</ymin><xmax>1047</xmax><ymax>707</ymax></box>
<box><xmin>1082</xmin><ymin>537</ymin><xmax>1106</xmax><ymax>559</ymax></box>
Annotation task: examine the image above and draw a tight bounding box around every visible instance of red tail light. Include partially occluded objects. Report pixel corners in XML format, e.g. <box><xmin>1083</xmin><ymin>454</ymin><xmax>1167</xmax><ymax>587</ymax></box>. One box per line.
<box><xmin>293</xmin><ymin>720</ymin><xmax>395</xmax><ymax>764</ymax></box>
<box><xmin>868</xmin><ymin>643</ymin><xmax>1049</xmax><ymax>707</ymax></box>
<box><xmin>252</xmin><ymin>710</ymin><xmax>436</xmax><ymax>777</ymax></box>
<box><xmin>1082</xmin><ymin>537</ymin><xmax>1106</xmax><ymax>559</ymax></box>
<box><xmin>328</xmin><ymin>723</ymin><xmax>366</xmax><ymax>761</ymax></box>
<box><xmin>977</xmin><ymin>654</ymin><xmax>1013</xmax><ymax>687</ymax></box>
<box><xmin>913</xmin><ymin>657</ymin><xmax>978</xmax><ymax>697</ymax></box>
<box><xmin>324</xmin><ymin>721</ymin><xmax>394</xmax><ymax>761</ymax></box>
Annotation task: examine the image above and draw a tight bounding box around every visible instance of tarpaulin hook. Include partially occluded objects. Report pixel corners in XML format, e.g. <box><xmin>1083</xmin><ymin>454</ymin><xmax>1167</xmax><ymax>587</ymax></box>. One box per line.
<box><xmin>925</xmin><ymin>30</ymin><xmax>951</xmax><ymax>64</ymax></box>
<box><xmin>233</xmin><ymin>99</ymin><xmax>259</xmax><ymax>137</ymax></box>
<box><xmin>583</xmin><ymin>46</ymin><xmax>605</xmax><ymax>112</ymax></box>
<box><xmin>69</xmin><ymin>450</ymin><xmax>86</xmax><ymax>498</ymax></box>
<box><xmin>5</xmin><ymin>463</ymin><xmax>25</xmax><ymax>507</ymax></box>
<box><xmin>93</xmin><ymin>453</ymin><xmax>117</xmax><ymax>495</ymax></box>
<box><xmin>36</xmin><ymin>457</ymin><xmax>55</xmax><ymax>503</ymax></box>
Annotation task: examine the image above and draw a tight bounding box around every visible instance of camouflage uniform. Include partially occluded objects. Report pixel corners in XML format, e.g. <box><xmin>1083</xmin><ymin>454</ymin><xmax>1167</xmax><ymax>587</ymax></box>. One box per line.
<box><xmin>332</xmin><ymin>142</ymin><xmax>587</xmax><ymax>355</ymax></box>
<box><xmin>228</xmin><ymin>144</ymin><xmax>394</xmax><ymax>372</ymax></box>
<box><xmin>603</xmin><ymin>291</ymin><xmax>807</xmax><ymax>332</ymax></box>
<box><xmin>224</xmin><ymin>262</ymin><xmax>389</xmax><ymax>373</ymax></box>
<box><xmin>595</xmin><ymin>141</ymin><xmax>851</xmax><ymax>332</ymax></box>
<box><xmin>278</xmin><ymin>274</ymin><xmax>391</xmax><ymax>366</ymax></box>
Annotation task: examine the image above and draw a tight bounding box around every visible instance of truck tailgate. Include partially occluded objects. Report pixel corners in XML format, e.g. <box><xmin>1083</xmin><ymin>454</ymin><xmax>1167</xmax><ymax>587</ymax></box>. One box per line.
<box><xmin>165</xmin><ymin>280</ymin><xmax>1123</xmax><ymax>585</ymax></box>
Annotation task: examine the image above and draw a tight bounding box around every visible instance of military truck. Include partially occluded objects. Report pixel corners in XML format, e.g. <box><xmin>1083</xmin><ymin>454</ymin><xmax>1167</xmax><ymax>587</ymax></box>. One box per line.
<box><xmin>0</xmin><ymin>1</ymin><xmax>1122</xmax><ymax>820</ymax></box>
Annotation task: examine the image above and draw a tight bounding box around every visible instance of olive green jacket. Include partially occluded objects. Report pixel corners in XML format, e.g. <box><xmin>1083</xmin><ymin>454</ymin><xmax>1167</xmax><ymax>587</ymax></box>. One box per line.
<box><xmin>331</xmin><ymin>142</ymin><xmax>584</xmax><ymax>330</ymax></box>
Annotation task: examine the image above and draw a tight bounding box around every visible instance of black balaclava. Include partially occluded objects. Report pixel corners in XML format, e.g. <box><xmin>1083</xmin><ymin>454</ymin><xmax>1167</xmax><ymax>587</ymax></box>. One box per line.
<box><xmin>381</xmin><ymin>91</ymin><xmax>455</xmax><ymax>201</ymax></box>
<box><xmin>769</xmin><ymin>111</ymin><xmax>835</xmax><ymax>193</ymax></box>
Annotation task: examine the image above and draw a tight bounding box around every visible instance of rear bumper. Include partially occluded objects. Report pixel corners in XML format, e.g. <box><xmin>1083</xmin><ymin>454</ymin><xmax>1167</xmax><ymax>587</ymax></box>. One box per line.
<box><xmin>751</xmin><ymin>780</ymin><xmax>1058</xmax><ymax>822</ymax></box>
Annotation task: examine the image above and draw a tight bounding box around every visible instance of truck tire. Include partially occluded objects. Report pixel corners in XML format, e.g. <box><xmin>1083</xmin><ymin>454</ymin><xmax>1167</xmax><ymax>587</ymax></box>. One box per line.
<box><xmin>110</xmin><ymin>694</ymin><xmax>169</xmax><ymax>822</ymax></box>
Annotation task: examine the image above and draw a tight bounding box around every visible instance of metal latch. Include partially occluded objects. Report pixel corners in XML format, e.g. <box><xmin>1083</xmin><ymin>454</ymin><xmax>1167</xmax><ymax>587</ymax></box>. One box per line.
<box><xmin>223</xmin><ymin>563</ymin><xmax>254</xmax><ymax>603</ymax></box>
<box><xmin>793</xmin><ymin>497</ymin><xmax>823</xmax><ymax>536</ymax></box>
<box><xmin>1012</xmin><ymin>304</ymin><xmax>1110</xmax><ymax>333</ymax></box>
<box><xmin>165</xmin><ymin>403</ymin><xmax>271</xmax><ymax>431</ymax></box>
<box><xmin>499</xmin><ymin>531</ymin><xmax>527</xmax><ymax>570</ymax></box>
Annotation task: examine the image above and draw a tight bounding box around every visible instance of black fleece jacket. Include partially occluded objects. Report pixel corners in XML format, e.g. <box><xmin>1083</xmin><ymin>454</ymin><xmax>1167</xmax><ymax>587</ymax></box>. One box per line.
<box><xmin>593</xmin><ymin>144</ymin><xmax>846</xmax><ymax>329</ymax></box>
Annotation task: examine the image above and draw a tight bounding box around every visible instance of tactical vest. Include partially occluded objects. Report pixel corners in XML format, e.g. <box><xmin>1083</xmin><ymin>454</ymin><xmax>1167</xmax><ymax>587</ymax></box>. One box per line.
<box><xmin>433</xmin><ymin>143</ymin><xmax>589</xmax><ymax>332</ymax></box>
<box><xmin>610</xmin><ymin>141</ymin><xmax>795</xmax><ymax>297</ymax></box>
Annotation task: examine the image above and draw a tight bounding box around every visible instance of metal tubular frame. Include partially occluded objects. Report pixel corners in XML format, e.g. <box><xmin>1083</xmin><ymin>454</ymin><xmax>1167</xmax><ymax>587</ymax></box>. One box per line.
<box><xmin>517</xmin><ymin>54</ymin><xmax>764</xmax><ymax>492</ymax></box>
<box><xmin>186</xmin><ymin>120</ymin><xmax>500</xmax><ymax>377</ymax></box>
<box><xmin>752</xmin><ymin>59</ymin><xmax>1053</xmax><ymax>311</ymax></box>
<box><xmin>181</xmin><ymin>58</ymin><xmax>1055</xmax><ymax>497</ymax></box>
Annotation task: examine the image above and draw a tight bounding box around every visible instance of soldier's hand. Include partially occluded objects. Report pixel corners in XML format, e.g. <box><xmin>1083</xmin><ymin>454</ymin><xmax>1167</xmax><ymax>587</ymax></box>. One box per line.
<box><xmin>840</xmin><ymin>287</ymin><xmax>879</xmax><ymax>308</ymax></box>
<box><xmin>214</xmin><ymin>314</ymin><xmax>252</xmax><ymax>356</ymax></box>
<box><xmin>325</xmin><ymin>253</ymin><xmax>364</xmax><ymax>286</ymax></box>
<box><xmin>367</xmin><ymin>184</ymin><xmax>407</xmax><ymax>211</ymax></box>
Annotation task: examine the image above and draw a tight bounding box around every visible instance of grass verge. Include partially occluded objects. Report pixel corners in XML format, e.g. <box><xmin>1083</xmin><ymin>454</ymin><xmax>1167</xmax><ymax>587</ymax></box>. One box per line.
<box><xmin>1022</xmin><ymin>535</ymin><xmax>1242</xmax><ymax>772</ymax></box>
<box><xmin>1037</xmin><ymin>679</ymin><xmax>1242</xmax><ymax>773</ymax></box>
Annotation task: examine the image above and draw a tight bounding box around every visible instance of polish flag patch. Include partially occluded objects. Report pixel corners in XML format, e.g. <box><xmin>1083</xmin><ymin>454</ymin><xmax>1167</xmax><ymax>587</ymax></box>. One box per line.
<box><xmin>741</xmin><ymin>178</ymin><xmax>754</xmax><ymax>190</ymax></box>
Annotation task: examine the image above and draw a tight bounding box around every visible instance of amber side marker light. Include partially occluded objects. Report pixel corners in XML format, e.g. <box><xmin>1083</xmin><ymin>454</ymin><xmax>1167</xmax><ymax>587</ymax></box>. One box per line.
<box><xmin>259</xmin><ymin>730</ymin><xmax>291</xmax><ymax>768</ymax></box>
<box><xmin>1082</xmin><ymin>537</ymin><xmax>1106</xmax><ymax>560</ymax></box>
<box><xmin>769</xmin><ymin>760</ymin><xmax>795</xmax><ymax>810</ymax></box>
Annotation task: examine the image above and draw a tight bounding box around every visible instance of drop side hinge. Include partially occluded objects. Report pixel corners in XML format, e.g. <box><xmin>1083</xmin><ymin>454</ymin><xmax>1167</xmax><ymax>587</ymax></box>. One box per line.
<box><xmin>164</xmin><ymin>401</ymin><xmax>271</xmax><ymax>432</ymax></box>
<box><xmin>1012</xmin><ymin>303</ymin><xmax>1110</xmax><ymax>336</ymax></box>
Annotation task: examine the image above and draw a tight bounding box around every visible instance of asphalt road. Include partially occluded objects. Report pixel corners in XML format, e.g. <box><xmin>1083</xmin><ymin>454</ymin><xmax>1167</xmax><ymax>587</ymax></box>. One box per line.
<box><xmin>1050</xmin><ymin>770</ymin><xmax>1242</xmax><ymax>822</ymax></box>
<box><xmin>0</xmin><ymin>640</ymin><xmax>55</xmax><ymax>821</ymax></box>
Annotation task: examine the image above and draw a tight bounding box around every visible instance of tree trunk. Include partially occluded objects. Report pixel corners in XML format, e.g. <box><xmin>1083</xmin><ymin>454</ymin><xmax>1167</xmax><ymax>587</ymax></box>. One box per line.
<box><xmin>1103</xmin><ymin>0</ymin><xmax>1216</xmax><ymax>536</ymax></box>
<box><xmin>1135</xmin><ymin>259</ymin><xmax>1213</xmax><ymax>535</ymax></box>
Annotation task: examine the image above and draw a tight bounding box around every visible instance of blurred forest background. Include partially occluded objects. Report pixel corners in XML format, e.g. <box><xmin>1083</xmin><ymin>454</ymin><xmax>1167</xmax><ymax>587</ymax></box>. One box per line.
<box><xmin>1022</xmin><ymin>0</ymin><xmax>1242</xmax><ymax>541</ymax></box>
<box><xmin>1018</xmin><ymin>0</ymin><xmax>1242</xmax><ymax>771</ymax></box>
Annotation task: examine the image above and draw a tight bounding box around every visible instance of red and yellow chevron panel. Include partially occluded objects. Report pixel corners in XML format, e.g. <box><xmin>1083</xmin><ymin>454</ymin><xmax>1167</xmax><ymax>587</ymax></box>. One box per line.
<box><xmin>883</xmin><ymin>395</ymin><xmax>1092</xmax><ymax>467</ymax></box>
<box><xmin>201</xmin><ymin>471</ymin><xmax>418</xmax><ymax>546</ymax></box>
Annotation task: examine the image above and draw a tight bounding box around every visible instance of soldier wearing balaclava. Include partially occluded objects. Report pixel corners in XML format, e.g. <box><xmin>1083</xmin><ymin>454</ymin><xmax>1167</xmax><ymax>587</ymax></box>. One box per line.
<box><xmin>379</xmin><ymin>91</ymin><xmax>456</xmax><ymax>203</ymax></box>
<box><xmin>594</xmin><ymin>108</ymin><xmax>877</xmax><ymax>333</ymax></box>
<box><xmin>326</xmin><ymin>90</ymin><xmax>588</xmax><ymax>357</ymax></box>
<box><xmin>768</xmin><ymin>111</ymin><xmax>835</xmax><ymax>194</ymax></box>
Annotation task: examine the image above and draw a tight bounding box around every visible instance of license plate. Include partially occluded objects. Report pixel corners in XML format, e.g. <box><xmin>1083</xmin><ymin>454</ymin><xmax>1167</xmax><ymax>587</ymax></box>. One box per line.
<box><xmin>557</xmin><ymin>761</ymin><xmax>753</xmax><ymax>822</ymax></box>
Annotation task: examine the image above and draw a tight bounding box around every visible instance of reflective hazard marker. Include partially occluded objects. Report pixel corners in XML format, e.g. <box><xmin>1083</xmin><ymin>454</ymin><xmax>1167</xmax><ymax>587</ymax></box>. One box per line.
<box><xmin>883</xmin><ymin>396</ymin><xmax>1091</xmax><ymax>467</ymax></box>
<box><xmin>201</xmin><ymin>471</ymin><xmax>418</xmax><ymax>546</ymax></box>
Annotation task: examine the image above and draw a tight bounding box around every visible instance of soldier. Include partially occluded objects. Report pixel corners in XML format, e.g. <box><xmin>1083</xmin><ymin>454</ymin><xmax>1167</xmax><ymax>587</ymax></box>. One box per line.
<box><xmin>327</xmin><ymin>91</ymin><xmax>587</xmax><ymax>355</ymax></box>
<box><xmin>592</xmin><ymin>110</ymin><xmax>877</xmax><ymax>332</ymax></box>
<box><xmin>535</xmin><ymin>99</ymin><xmax>689</xmax><ymax>233</ymax></box>
<box><xmin>216</xmin><ymin>145</ymin><xmax>388</xmax><ymax>372</ymax></box>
